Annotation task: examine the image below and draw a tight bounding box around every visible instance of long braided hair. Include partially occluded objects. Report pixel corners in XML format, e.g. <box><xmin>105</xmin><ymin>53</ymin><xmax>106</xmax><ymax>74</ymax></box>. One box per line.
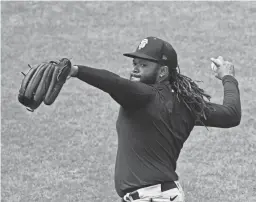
<box><xmin>168</xmin><ymin>65</ymin><xmax>213</xmax><ymax>124</ymax></box>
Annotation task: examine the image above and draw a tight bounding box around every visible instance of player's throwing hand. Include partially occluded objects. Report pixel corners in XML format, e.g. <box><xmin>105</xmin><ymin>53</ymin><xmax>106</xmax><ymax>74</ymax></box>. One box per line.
<box><xmin>210</xmin><ymin>56</ymin><xmax>235</xmax><ymax>80</ymax></box>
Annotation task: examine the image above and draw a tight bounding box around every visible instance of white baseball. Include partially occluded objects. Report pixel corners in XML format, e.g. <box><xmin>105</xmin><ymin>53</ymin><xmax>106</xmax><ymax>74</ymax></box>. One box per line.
<box><xmin>211</xmin><ymin>62</ymin><xmax>217</xmax><ymax>72</ymax></box>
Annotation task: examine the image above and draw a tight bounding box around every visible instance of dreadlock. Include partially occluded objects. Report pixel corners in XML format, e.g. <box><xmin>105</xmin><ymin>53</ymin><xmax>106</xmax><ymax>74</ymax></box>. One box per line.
<box><xmin>168</xmin><ymin>66</ymin><xmax>214</xmax><ymax>125</ymax></box>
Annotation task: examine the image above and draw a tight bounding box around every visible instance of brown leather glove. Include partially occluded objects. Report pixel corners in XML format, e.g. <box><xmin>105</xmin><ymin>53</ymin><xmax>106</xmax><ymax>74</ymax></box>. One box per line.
<box><xmin>18</xmin><ymin>58</ymin><xmax>71</xmax><ymax>112</ymax></box>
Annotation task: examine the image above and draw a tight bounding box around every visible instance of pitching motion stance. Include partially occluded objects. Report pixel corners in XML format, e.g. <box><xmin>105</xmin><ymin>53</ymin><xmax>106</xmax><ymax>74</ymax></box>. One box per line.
<box><xmin>19</xmin><ymin>37</ymin><xmax>241</xmax><ymax>202</ymax></box>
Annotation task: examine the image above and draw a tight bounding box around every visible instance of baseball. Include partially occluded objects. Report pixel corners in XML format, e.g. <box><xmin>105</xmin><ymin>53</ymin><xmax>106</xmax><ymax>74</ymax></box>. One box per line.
<box><xmin>211</xmin><ymin>62</ymin><xmax>217</xmax><ymax>72</ymax></box>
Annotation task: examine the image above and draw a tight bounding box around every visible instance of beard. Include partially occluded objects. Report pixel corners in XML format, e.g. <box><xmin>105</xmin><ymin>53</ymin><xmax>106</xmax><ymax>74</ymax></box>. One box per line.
<box><xmin>140</xmin><ymin>74</ymin><xmax>157</xmax><ymax>84</ymax></box>
<box><xmin>140</xmin><ymin>69</ymin><xmax>159</xmax><ymax>84</ymax></box>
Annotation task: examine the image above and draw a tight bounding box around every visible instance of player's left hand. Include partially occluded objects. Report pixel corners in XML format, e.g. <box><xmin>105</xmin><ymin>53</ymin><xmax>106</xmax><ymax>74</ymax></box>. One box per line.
<box><xmin>18</xmin><ymin>58</ymin><xmax>72</xmax><ymax>112</ymax></box>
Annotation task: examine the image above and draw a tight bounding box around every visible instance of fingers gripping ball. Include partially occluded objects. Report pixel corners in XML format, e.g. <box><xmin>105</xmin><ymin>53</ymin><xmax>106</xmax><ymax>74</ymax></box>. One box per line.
<box><xmin>18</xmin><ymin>58</ymin><xmax>72</xmax><ymax>112</ymax></box>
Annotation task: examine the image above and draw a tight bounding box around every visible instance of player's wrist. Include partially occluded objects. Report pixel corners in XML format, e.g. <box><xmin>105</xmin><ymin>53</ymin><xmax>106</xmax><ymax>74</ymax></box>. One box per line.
<box><xmin>220</xmin><ymin>73</ymin><xmax>235</xmax><ymax>81</ymax></box>
<box><xmin>222</xmin><ymin>73</ymin><xmax>235</xmax><ymax>79</ymax></box>
<box><xmin>71</xmin><ymin>65</ymin><xmax>79</xmax><ymax>77</ymax></box>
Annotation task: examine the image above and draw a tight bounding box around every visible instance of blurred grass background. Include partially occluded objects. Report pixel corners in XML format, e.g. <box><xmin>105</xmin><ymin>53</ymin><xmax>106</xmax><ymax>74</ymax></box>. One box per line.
<box><xmin>1</xmin><ymin>1</ymin><xmax>256</xmax><ymax>202</ymax></box>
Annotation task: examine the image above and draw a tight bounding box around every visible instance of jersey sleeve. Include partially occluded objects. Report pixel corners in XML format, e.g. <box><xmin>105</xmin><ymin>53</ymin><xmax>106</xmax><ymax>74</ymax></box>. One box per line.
<box><xmin>195</xmin><ymin>75</ymin><xmax>241</xmax><ymax>128</ymax></box>
<box><xmin>76</xmin><ymin>65</ymin><xmax>156</xmax><ymax>108</ymax></box>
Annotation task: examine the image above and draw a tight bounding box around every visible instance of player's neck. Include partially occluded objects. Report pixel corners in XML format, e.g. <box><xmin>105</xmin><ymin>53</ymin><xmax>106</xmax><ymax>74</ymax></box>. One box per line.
<box><xmin>156</xmin><ymin>76</ymin><xmax>169</xmax><ymax>84</ymax></box>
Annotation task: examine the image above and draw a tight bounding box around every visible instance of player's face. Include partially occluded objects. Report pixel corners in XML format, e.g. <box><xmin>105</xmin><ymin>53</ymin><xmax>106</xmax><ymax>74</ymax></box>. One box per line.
<box><xmin>130</xmin><ymin>58</ymin><xmax>160</xmax><ymax>84</ymax></box>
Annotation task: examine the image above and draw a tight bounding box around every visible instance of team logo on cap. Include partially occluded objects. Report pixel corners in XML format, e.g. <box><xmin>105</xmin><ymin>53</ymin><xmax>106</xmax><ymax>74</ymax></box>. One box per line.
<box><xmin>138</xmin><ymin>39</ymin><xmax>148</xmax><ymax>50</ymax></box>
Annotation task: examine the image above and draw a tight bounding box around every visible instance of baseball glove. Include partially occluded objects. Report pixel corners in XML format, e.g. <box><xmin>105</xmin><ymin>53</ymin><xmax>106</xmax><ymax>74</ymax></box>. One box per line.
<box><xmin>18</xmin><ymin>58</ymin><xmax>71</xmax><ymax>112</ymax></box>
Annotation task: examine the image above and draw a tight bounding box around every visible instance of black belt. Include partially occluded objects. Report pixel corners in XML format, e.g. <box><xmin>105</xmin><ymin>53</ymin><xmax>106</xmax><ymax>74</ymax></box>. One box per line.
<box><xmin>122</xmin><ymin>181</ymin><xmax>177</xmax><ymax>201</ymax></box>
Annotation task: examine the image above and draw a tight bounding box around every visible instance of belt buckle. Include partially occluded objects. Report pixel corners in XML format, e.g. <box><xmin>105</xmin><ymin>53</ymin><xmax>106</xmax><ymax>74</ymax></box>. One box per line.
<box><xmin>123</xmin><ymin>191</ymin><xmax>140</xmax><ymax>201</ymax></box>
<box><xmin>129</xmin><ymin>191</ymin><xmax>140</xmax><ymax>200</ymax></box>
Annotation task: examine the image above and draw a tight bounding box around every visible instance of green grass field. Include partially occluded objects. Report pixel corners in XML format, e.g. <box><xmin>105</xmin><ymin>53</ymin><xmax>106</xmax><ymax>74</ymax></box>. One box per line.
<box><xmin>1</xmin><ymin>1</ymin><xmax>256</xmax><ymax>202</ymax></box>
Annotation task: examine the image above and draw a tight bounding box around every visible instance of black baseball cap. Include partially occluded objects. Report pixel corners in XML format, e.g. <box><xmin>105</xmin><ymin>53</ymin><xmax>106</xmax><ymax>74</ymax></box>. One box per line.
<box><xmin>123</xmin><ymin>36</ymin><xmax>178</xmax><ymax>69</ymax></box>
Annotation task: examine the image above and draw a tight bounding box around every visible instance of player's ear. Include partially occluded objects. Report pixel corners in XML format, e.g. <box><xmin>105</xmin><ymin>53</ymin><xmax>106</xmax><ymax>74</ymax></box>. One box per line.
<box><xmin>159</xmin><ymin>65</ymin><xmax>169</xmax><ymax>77</ymax></box>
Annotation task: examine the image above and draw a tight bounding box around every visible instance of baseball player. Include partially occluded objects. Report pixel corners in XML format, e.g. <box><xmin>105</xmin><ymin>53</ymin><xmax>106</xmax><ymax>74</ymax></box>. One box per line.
<box><xmin>68</xmin><ymin>37</ymin><xmax>241</xmax><ymax>201</ymax></box>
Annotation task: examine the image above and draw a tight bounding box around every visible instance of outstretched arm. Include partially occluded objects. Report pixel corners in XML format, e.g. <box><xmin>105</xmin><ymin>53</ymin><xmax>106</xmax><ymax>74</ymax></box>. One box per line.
<box><xmin>70</xmin><ymin>65</ymin><xmax>156</xmax><ymax>109</ymax></box>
